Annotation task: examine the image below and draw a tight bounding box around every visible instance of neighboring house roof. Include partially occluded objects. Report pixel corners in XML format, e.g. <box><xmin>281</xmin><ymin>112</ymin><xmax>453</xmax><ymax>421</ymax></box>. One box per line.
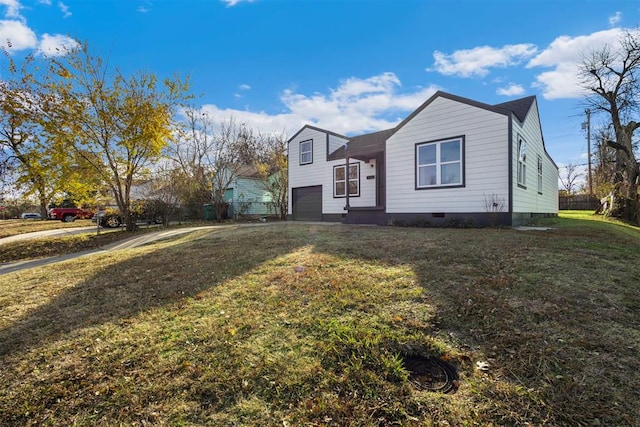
<box><xmin>234</xmin><ymin>164</ymin><xmax>262</xmax><ymax>178</ymax></box>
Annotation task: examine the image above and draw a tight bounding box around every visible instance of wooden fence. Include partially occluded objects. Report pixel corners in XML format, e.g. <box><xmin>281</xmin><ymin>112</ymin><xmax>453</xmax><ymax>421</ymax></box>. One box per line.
<box><xmin>558</xmin><ymin>195</ymin><xmax>599</xmax><ymax>210</ymax></box>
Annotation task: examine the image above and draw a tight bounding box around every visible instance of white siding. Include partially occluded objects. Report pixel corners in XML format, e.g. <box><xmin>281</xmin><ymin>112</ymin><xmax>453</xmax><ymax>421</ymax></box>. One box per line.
<box><xmin>328</xmin><ymin>134</ymin><xmax>346</xmax><ymax>156</ymax></box>
<box><xmin>386</xmin><ymin>96</ymin><xmax>510</xmax><ymax>213</ymax></box>
<box><xmin>321</xmin><ymin>159</ymin><xmax>375</xmax><ymax>212</ymax></box>
<box><xmin>289</xmin><ymin>127</ymin><xmax>371</xmax><ymax>215</ymax></box>
<box><xmin>357</xmin><ymin>159</ymin><xmax>378</xmax><ymax>207</ymax></box>
<box><xmin>288</xmin><ymin>128</ymin><xmax>328</xmax><ymax>215</ymax></box>
<box><xmin>511</xmin><ymin>101</ymin><xmax>558</xmax><ymax>213</ymax></box>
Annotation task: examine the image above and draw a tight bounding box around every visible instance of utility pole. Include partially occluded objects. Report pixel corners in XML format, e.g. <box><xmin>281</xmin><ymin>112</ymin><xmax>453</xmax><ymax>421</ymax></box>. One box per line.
<box><xmin>583</xmin><ymin>109</ymin><xmax>593</xmax><ymax>196</ymax></box>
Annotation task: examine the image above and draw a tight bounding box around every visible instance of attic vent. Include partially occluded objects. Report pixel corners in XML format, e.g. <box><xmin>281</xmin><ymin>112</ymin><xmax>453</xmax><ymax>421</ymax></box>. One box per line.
<box><xmin>401</xmin><ymin>355</ymin><xmax>458</xmax><ymax>394</ymax></box>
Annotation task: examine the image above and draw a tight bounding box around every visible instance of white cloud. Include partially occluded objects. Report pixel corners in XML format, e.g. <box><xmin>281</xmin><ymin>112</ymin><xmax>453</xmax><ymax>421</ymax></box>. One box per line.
<box><xmin>430</xmin><ymin>44</ymin><xmax>538</xmax><ymax>77</ymax></box>
<box><xmin>496</xmin><ymin>83</ymin><xmax>525</xmax><ymax>96</ymax></box>
<box><xmin>0</xmin><ymin>0</ymin><xmax>22</xmax><ymax>19</ymax></box>
<box><xmin>239</xmin><ymin>84</ymin><xmax>251</xmax><ymax>90</ymax></box>
<box><xmin>280</xmin><ymin>72</ymin><xmax>439</xmax><ymax>134</ymax></box>
<box><xmin>0</xmin><ymin>19</ymin><xmax>37</xmax><ymax>51</ymax></box>
<box><xmin>37</xmin><ymin>33</ymin><xmax>78</xmax><ymax>56</ymax></box>
<box><xmin>137</xmin><ymin>0</ymin><xmax>152</xmax><ymax>13</ymax></box>
<box><xmin>197</xmin><ymin>72</ymin><xmax>439</xmax><ymax>137</ymax></box>
<box><xmin>527</xmin><ymin>28</ymin><xmax>623</xmax><ymax>99</ymax></box>
<box><xmin>57</xmin><ymin>1</ymin><xmax>70</xmax><ymax>18</ymax></box>
<box><xmin>198</xmin><ymin>104</ymin><xmax>302</xmax><ymax>136</ymax></box>
<box><xmin>39</xmin><ymin>0</ymin><xmax>52</xmax><ymax>5</ymax></box>
<box><xmin>221</xmin><ymin>0</ymin><xmax>255</xmax><ymax>7</ymax></box>
<box><xmin>609</xmin><ymin>11</ymin><xmax>622</xmax><ymax>26</ymax></box>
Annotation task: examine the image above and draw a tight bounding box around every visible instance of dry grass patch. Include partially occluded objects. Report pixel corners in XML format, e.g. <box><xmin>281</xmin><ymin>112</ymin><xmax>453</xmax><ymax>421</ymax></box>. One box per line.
<box><xmin>0</xmin><ymin>219</ymin><xmax>94</xmax><ymax>239</ymax></box>
<box><xmin>0</xmin><ymin>231</ymin><xmax>129</xmax><ymax>262</ymax></box>
<box><xmin>0</xmin><ymin>220</ymin><xmax>639</xmax><ymax>426</ymax></box>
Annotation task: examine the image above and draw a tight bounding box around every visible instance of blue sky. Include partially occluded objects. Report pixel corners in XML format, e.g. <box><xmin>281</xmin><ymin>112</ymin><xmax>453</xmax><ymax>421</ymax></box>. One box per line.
<box><xmin>1</xmin><ymin>0</ymin><xmax>639</xmax><ymax>183</ymax></box>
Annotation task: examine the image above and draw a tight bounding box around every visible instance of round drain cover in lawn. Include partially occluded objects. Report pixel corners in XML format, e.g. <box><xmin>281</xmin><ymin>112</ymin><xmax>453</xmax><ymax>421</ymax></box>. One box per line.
<box><xmin>402</xmin><ymin>355</ymin><xmax>458</xmax><ymax>393</ymax></box>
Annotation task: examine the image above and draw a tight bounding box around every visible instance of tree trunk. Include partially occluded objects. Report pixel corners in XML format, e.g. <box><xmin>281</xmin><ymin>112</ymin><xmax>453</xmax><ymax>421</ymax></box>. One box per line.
<box><xmin>124</xmin><ymin>207</ymin><xmax>136</xmax><ymax>232</ymax></box>
<box><xmin>608</xmin><ymin>124</ymin><xmax>639</xmax><ymax>223</ymax></box>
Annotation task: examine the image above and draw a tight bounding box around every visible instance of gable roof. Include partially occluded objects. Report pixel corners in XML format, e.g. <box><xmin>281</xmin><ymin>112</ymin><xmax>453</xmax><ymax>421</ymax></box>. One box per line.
<box><xmin>493</xmin><ymin>96</ymin><xmax>536</xmax><ymax>122</ymax></box>
<box><xmin>286</xmin><ymin>124</ymin><xmax>348</xmax><ymax>145</ymax></box>
<box><xmin>389</xmin><ymin>91</ymin><xmax>519</xmax><ymax>139</ymax></box>
<box><xmin>327</xmin><ymin>128</ymin><xmax>395</xmax><ymax>161</ymax></box>
<box><xmin>290</xmin><ymin>91</ymin><xmax>543</xmax><ymax>163</ymax></box>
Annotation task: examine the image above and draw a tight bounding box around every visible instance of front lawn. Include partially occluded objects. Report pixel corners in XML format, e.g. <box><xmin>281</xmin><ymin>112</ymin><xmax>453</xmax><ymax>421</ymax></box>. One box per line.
<box><xmin>0</xmin><ymin>218</ymin><xmax>638</xmax><ymax>425</ymax></box>
<box><xmin>0</xmin><ymin>218</ymin><xmax>95</xmax><ymax>239</ymax></box>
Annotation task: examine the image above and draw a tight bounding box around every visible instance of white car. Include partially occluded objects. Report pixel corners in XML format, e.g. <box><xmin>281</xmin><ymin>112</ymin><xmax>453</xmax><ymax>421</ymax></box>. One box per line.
<box><xmin>21</xmin><ymin>212</ymin><xmax>42</xmax><ymax>219</ymax></box>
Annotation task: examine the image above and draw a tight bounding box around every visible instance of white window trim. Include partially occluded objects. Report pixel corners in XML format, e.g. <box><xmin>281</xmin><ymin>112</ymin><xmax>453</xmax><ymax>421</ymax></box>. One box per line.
<box><xmin>537</xmin><ymin>155</ymin><xmax>543</xmax><ymax>194</ymax></box>
<box><xmin>517</xmin><ymin>137</ymin><xmax>527</xmax><ymax>188</ymax></box>
<box><xmin>416</xmin><ymin>137</ymin><xmax>464</xmax><ymax>189</ymax></box>
<box><xmin>333</xmin><ymin>163</ymin><xmax>360</xmax><ymax>198</ymax></box>
<box><xmin>300</xmin><ymin>140</ymin><xmax>313</xmax><ymax>165</ymax></box>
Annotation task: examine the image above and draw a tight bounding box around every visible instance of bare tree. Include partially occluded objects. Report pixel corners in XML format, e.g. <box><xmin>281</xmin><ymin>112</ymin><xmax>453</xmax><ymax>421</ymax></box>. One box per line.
<box><xmin>579</xmin><ymin>28</ymin><xmax>640</xmax><ymax>222</ymax></box>
<box><xmin>559</xmin><ymin>162</ymin><xmax>583</xmax><ymax>195</ymax></box>
<box><xmin>169</xmin><ymin>113</ymin><xmax>259</xmax><ymax>221</ymax></box>
<box><xmin>138</xmin><ymin>165</ymin><xmax>182</xmax><ymax>226</ymax></box>
<box><xmin>255</xmin><ymin>133</ymin><xmax>288</xmax><ymax>219</ymax></box>
<box><xmin>210</xmin><ymin>118</ymin><xmax>258</xmax><ymax>221</ymax></box>
<box><xmin>591</xmin><ymin>127</ymin><xmax>618</xmax><ymax>199</ymax></box>
<box><xmin>167</xmin><ymin>109</ymin><xmax>216</xmax><ymax>218</ymax></box>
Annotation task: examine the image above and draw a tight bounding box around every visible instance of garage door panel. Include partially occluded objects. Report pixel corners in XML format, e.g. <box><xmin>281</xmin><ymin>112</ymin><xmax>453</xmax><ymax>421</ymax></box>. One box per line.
<box><xmin>292</xmin><ymin>185</ymin><xmax>322</xmax><ymax>221</ymax></box>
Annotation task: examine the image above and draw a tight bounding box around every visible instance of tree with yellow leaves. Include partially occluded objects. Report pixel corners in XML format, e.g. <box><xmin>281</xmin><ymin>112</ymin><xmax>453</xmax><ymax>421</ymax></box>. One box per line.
<box><xmin>0</xmin><ymin>49</ymin><xmax>87</xmax><ymax>217</ymax></box>
<box><xmin>255</xmin><ymin>133</ymin><xmax>288</xmax><ymax>220</ymax></box>
<box><xmin>40</xmin><ymin>43</ymin><xmax>191</xmax><ymax>231</ymax></box>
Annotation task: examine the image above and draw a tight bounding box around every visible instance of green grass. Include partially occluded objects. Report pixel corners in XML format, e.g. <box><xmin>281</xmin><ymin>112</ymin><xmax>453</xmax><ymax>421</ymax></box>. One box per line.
<box><xmin>1</xmin><ymin>217</ymin><xmax>639</xmax><ymax>426</ymax></box>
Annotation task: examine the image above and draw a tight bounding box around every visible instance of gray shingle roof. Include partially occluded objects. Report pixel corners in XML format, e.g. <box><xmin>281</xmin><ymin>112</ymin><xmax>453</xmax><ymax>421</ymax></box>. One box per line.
<box><xmin>493</xmin><ymin>96</ymin><xmax>536</xmax><ymax>122</ymax></box>
<box><xmin>327</xmin><ymin>128</ymin><xmax>395</xmax><ymax>161</ymax></box>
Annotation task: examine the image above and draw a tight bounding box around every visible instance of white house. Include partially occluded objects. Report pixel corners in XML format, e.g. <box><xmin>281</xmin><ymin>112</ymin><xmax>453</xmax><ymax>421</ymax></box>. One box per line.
<box><xmin>287</xmin><ymin>91</ymin><xmax>558</xmax><ymax>226</ymax></box>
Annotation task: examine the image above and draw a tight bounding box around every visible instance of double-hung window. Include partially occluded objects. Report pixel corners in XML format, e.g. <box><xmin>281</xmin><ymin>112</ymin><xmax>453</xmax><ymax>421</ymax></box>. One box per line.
<box><xmin>300</xmin><ymin>140</ymin><xmax>313</xmax><ymax>165</ymax></box>
<box><xmin>416</xmin><ymin>137</ymin><xmax>464</xmax><ymax>188</ymax></box>
<box><xmin>517</xmin><ymin>137</ymin><xmax>527</xmax><ymax>187</ymax></box>
<box><xmin>334</xmin><ymin>163</ymin><xmax>360</xmax><ymax>197</ymax></box>
<box><xmin>537</xmin><ymin>155</ymin><xmax>543</xmax><ymax>194</ymax></box>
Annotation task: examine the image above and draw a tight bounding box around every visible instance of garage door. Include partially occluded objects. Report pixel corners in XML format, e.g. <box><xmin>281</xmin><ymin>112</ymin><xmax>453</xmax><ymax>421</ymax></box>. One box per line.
<box><xmin>292</xmin><ymin>185</ymin><xmax>322</xmax><ymax>221</ymax></box>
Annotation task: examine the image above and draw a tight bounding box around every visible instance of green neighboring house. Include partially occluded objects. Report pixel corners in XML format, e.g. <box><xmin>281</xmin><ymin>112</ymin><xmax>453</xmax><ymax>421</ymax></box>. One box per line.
<box><xmin>223</xmin><ymin>166</ymin><xmax>276</xmax><ymax>218</ymax></box>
